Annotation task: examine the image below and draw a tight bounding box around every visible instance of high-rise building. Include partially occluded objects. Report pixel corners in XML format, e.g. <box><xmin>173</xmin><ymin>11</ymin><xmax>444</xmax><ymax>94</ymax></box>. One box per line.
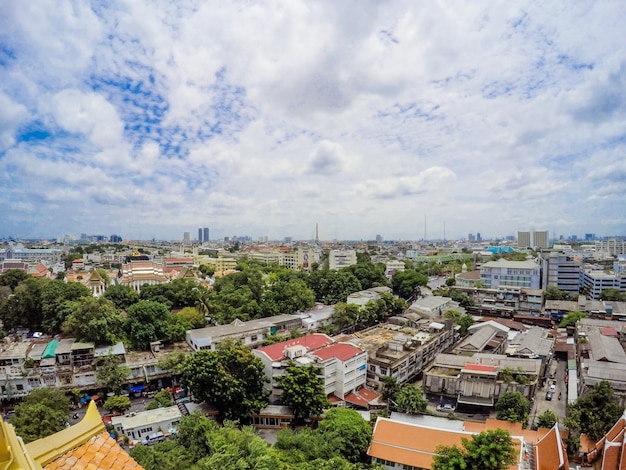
<box><xmin>198</xmin><ymin>228</ymin><xmax>203</xmax><ymax>242</ymax></box>
<box><xmin>517</xmin><ymin>230</ymin><xmax>549</xmax><ymax>249</ymax></box>
<box><xmin>476</xmin><ymin>232</ymin><xmax>482</xmax><ymax>242</ymax></box>
<box><xmin>203</xmin><ymin>227</ymin><xmax>209</xmax><ymax>242</ymax></box>
<box><xmin>541</xmin><ymin>253</ymin><xmax>582</xmax><ymax>294</ymax></box>
<box><xmin>183</xmin><ymin>231</ymin><xmax>190</xmax><ymax>244</ymax></box>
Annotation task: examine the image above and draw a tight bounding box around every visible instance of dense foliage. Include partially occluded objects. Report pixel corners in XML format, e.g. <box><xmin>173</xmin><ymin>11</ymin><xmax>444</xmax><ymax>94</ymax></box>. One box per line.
<box><xmin>495</xmin><ymin>391</ymin><xmax>531</xmax><ymax>426</ymax></box>
<box><xmin>276</xmin><ymin>363</ymin><xmax>329</xmax><ymax>420</ymax></box>
<box><xmin>11</xmin><ymin>388</ymin><xmax>70</xmax><ymax>443</ymax></box>
<box><xmin>131</xmin><ymin>410</ymin><xmax>381</xmax><ymax>470</ymax></box>
<box><xmin>180</xmin><ymin>340</ymin><xmax>269</xmax><ymax>422</ymax></box>
<box><xmin>432</xmin><ymin>429</ymin><xmax>517</xmax><ymax>470</ymax></box>
<box><xmin>566</xmin><ymin>380</ymin><xmax>625</xmax><ymax>440</ymax></box>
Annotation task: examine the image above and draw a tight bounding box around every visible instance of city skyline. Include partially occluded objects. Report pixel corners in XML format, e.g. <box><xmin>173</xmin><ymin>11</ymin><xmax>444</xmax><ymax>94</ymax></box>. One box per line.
<box><xmin>1</xmin><ymin>2</ymin><xmax>625</xmax><ymax>241</ymax></box>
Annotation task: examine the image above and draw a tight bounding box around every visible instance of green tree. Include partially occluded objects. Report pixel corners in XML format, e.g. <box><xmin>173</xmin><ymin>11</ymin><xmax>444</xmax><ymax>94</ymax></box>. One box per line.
<box><xmin>535</xmin><ymin>410</ymin><xmax>558</xmax><ymax>429</ymax></box>
<box><xmin>63</xmin><ymin>296</ymin><xmax>125</xmax><ymax>345</ymax></box>
<box><xmin>432</xmin><ymin>429</ymin><xmax>517</xmax><ymax>470</ymax></box>
<box><xmin>391</xmin><ymin>270</ymin><xmax>428</xmax><ymax>299</ymax></box>
<box><xmin>307</xmin><ymin>269</ymin><xmax>362</xmax><ymax>305</ymax></box>
<box><xmin>0</xmin><ymin>269</ymin><xmax>30</xmax><ymax>291</ymax></box>
<box><xmin>495</xmin><ymin>391</ymin><xmax>530</xmax><ymax>426</ymax></box>
<box><xmin>445</xmin><ymin>310</ymin><xmax>474</xmax><ymax>336</ymax></box>
<box><xmin>277</xmin><ymin>363</ymin><xmax>329</xmax><ymax>420</ymax></box>
<box><xmin>96</xmin><ymin>355</ymin><xmax>131</xmax><ymax>394</ymax></box>
<box><xmin>156</xmin><ymin>350</ymin><xmax>187</xmax><ymax>375</ymax></box>
<box><xmin>0</xmin><ymin>277</ymin><xmax>49</xmax><ymax>330</ymax></box>
<box><xmin>11</xmin><ymin>388</ymin><xmax>70</xmax><ymax>443</ymax></box>
<box><xmin>544</xmin><ymin>286</ymin><xmax>571</xmax><ymax>301</ymax></box>
<box><xmin>103</xmin><ymin>395</ymin><xmax>132</xmax><ymax>414</ymax></box>
<box><xmin>147</xmin><ymin>389</ymin><xmax>174</xmax><ymax>410</ymax></box>
<box><xmin>180</xmin><ymin>340</ymin><xmax>269</xmax><ymax>422</ymax></box>
<box><xmin>176</xmin><ymin>306</ymin><xmax>207</xmax><ymax>329</ymax></box>
<box><xmin>559</xmin><ymin>310</ymin><xmax>587</xmax><ymax>328</ymax></box>
<box><xmin>261</xmin><ymin>278</ymin><xmax>315</xmax><ymax>317</ymax></box>
<box><xmin>40</xmin><ymin>279</ymin><xmax>91</xmax><ymax>333</ymax></box>
<box><xmin>331</xmin><ymin>302</ymin><xmax>361</xmax><ymax>332</ymax></box>
<box><xmin>344</xmin><ymin>260</ymin><xmax>388</xmax><ymax>290</ymax></box>
<box><xmin>394</xmin><ymin>384</ymin><xmax>428</xmax><ymax>414</ymax></box>
<box><xmin>316</xmin><ymin>408</ymin><xmax>373</xmax><ymax>463</ymax></box>
<box><xmin>130</xmin><ymin>440</ymin><xmax>193</xmax><ymax>470</ymax></box>
<box><xmin>599</xmin><ymin>288</ymin><xmax>626</xmax><ymax>302</ymax></box>
<box><xmin>103</xmin><ymin>284</ymin><xmax>140</xmax><ymax>310</ymax></box>
<box><xmin>125</xmin><ymin>300</ymin><xmax>171</xmax><ymax>350</ymax></box>
<box><xmin>566</xmin><ymin>380</ymin><xmax>625</xmax><ymax>440</ymax></box>
<box><xmin>380</xmin><ymin>376</ymin><xmax>400</xmax><ymax>402</ymax></box>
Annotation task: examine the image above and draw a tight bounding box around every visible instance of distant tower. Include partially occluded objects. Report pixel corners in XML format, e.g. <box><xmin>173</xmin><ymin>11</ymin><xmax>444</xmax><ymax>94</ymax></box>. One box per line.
<box><xmin>203</xmin><ymin>227</ymin><xmax>209</xmax><ymax>242</ymax></box>
<box><xmin>315</xmin><ymin>223</ymin><xmax>319</xmax><ymax>243</ymax></box>
<box><xmin>198</xmin><ymin>228</ymin><xmax>202</xmax><ymax>242</ymax></box>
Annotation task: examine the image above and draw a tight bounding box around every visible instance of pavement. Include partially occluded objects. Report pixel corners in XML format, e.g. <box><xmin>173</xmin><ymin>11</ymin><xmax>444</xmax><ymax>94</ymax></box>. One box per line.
<box><xmin>529</xmin><ymin>357</ymin><xmax>568</xmax><ymax>428</ymax></box>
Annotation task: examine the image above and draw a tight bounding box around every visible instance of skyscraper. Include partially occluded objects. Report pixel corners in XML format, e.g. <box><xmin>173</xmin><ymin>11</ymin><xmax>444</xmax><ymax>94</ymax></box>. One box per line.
<box><xmin>203</xmin><ymin>227</ymin><xmax>209</xmax><ymax>242</ymax></box>
<box><xmin>198</xmin><ymin>228</ymin><xmax>203</xmax><ymax>243</ymax></box>
<box><xmin>517</xmin><ymin>230</ymin><xmax>549</xmax><ymax>249</ymax></box>
<box><xmin>183</xmin><ymin>232</ymin><xmax>190</xmax><ymax>244</ymax></box>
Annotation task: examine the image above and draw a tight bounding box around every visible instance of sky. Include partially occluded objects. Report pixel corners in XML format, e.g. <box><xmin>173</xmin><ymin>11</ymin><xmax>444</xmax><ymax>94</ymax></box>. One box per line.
<box><xmin>0</xmin><ymin>1</ymin><xmax>625</xmax><ymax>242</ymax></box>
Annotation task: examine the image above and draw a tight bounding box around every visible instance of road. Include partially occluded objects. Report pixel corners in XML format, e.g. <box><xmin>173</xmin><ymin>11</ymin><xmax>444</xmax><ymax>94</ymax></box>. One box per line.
<box><xmin>529</xmin><ymin>357</ymin><xmax>568</xmax><ymax>428</ymax></box>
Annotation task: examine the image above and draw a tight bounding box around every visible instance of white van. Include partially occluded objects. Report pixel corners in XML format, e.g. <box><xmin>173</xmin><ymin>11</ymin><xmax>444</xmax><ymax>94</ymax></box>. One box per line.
<box><xmin>141</xmin><ymin>432</ymin><xmax>165</xmax><ymax>446</ymax></box>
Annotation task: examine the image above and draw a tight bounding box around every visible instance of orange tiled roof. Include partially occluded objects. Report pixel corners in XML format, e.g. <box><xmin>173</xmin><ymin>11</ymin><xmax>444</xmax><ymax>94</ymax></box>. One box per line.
<box><xmin>534</xmin><ymin>424</ymin><xmax>568</xmax><ymax>470</ymax></box>
<box><xmin>44</xmin><ymin>432</ymin><xmax>143</xmax><ymax>470</ymax></box>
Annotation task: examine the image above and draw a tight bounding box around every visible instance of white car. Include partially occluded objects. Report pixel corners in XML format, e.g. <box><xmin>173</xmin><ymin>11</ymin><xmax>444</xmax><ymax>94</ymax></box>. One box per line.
<box><xmin>437</xmin><ymin>403</ymin><xmax>456</xmax><ymax>412</ymax></box>
<box><xmin>549</xmin><ymin>383</ymin><xmax>556</xmax><ymax>393</ymax></box>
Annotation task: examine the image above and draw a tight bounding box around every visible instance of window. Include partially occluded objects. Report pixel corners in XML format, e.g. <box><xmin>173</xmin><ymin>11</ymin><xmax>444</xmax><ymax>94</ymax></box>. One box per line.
<box><xmin>16</xmin><ymin>384</ymin><xmax>24</xmax><ymax>391</ymax></box>
<box><xmin>251</xmin><ymin>335</ymin><xmax>258</xmax><ymax>342</ymax></box>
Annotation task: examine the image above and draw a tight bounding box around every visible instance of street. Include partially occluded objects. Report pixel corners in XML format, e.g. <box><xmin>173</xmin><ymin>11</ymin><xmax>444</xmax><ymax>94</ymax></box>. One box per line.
<box><xmin>529</xmin><ymin>357</ymin><xmax>568</xmax><ymax>428</ymax></box>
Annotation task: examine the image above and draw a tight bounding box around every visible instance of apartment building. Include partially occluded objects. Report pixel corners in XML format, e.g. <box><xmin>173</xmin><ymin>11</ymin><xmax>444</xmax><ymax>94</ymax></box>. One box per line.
<box><xmin>185</xmin><ymin>314</ymin><xmax>303</xmax><ymax>351</ymax></box>
<box><xmin>480</xmin><ymin>259</ymin><xmax>541</xmax><ymax>289</ymax></box>
<box><xmin>328</xmin><ymin>249</ymin><xmax>358</xmax><ymax>270</ymax></box>
<box><xmin>0</xmin><ymin>338</ymin><xmax>184</xmax><ymax>400</ymax></box>
<box><xmin>451</xmin><ymin>285</ymin><xmax>543</xmax><ymax>317</ymax></box>
<box><xmin>517</xmin><ymin>230</ymin><xmax>549</xmax><ymax>249</ymax></box>
<box><xmin>580</xmin><ymin>268</ymin><xmax>626</xmax><ymax>299</ymax></box>
<box><xmin>541</xmin><ymin>252</ymin><xmax>582</xmax><ymax>295</ymax></box>
<box><xmin>348</xmin><ymin>322</ymin><xmax>455</xmax><ymax>388</ymax></box>
<box><xmin>422</xmin><ymin>353</ymin><xmax>542</xmax><ymax>407</ymax></box>
<box><xmin>596</xmin><ymin>239</ymin><xmax>626</xmax><ymax>257</ymax></box>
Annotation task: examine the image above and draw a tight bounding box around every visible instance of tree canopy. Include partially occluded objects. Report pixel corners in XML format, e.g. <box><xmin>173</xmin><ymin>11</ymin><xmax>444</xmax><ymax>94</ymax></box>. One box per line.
<box><xmin>495</xmin><ymin>391</ymin><xmax>531</xmax><ymax>426</ymax></box>
<box><xmin>567</xmin><ymin>380</ymin><xmax>625</xmax><ymax>440</ymax></box>
<box><xmin>277</xmin><ymin>363</ymin><xmax>329</xmax><ymax>420</ymax></box>
<box><xmin>11</xmin><ymin>388</ymin><xmax>70</xmax><ymax>443</ymax></box>
<box><xmin>96</xmin><ymin>355</ymin><xmax>131</xmax><ymax>394</ymax></box>
<box><xmin>63</xmin><ymin>296</ymin><xmax>125</xmax><ymax>345</ymax></box>
<box><xmin>391</xmin><ymin>270</ymin><xmax>428</xmax><ymax>299</ymax></box>
<box><xmin>432</xmin><ymin>429</ymin><xmax>517</xmax><ymax>470</ymax></box>
<box><xmin>393</xmin><ymin>384</ymin><xmax>428</xmax><ymax>415</ymax></box>
<box><xmin>180</xmin><ymin>340</ymin><xmax>269</xmax><ymax>422</ymax></box>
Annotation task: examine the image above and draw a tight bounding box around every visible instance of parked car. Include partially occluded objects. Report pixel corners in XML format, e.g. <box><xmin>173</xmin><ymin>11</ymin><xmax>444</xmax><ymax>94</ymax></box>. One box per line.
<box><xmin>141</xmin><ymin>432</ymin><xmax>165</xmax><ymax>446</ymax></box>
<box><xmin>546</xmin><ymin>391</ymin><xmax>553</xmax><ymax>401</ymax></box>
<box><xmin>549</xmin><ymin>383</ymin><xmax>556</xmax><ymax>392</ymax></box>
<box><xmin>436</xmin><ymin>403</ymin><xmax>456</xmax><ymax>412</ymax></box>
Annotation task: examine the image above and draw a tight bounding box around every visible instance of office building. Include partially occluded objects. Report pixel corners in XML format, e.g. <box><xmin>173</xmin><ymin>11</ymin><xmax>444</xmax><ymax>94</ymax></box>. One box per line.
<box><xmin>183</xmin><ymin>231</ymin><xmax>190</xmax><ymax>244</ymax></box>
<box><xmin>596</xmin><ymin>239</ymin><xmax>626</xmax><ymax>257</ymax></box>
<box><xmin>541</xmin><ymin>253</ymin><xmax>582</xmax><ymax>295</ymax></box>
<box><xmin>203</xmin><ymin>227</ymin><xmax>209</xmax><ymax>242</ymax></box>
<box><xmin>480</xmin><ymin>259</ymin><xmax>541</xmax><ymax>289</ymax></box>
<box><xmin>517</xmin><ymin>230</ymin><xmax>549</xmax><ymax>249</ymax></box>
<box><xmin>328</xmin><ymin>249</ymin><xmax>357</xmax><ymax>270</ymax></box>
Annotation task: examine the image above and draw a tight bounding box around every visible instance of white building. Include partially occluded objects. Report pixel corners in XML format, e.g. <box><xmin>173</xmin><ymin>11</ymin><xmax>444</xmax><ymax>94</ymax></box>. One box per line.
<box><xmin>580</xmin><ymin>268</ymin><xmax>626</xmax><ymax>299</ymax></box>
<box><xmin>111</xmin><ymin>405</ymin><xmax>182</xmax><ymax>441</ymax></box>
<box><xmin>328</xmin><ymin>250</ymin><xmax>357</xmax><ymax>270</ymax></box>
<box><xmin>541</xmin><ymin>253</ymin><xmax>582</xmax><ymax>295</ymax></box>
<box><xmin>185</xmin><ymin>315</ymin><xmax>302</xmax><ymax>351</ymax></box>
<box><xmin>310</xmin><ymin>343</ymin><xmax>368</xmax><ymax>399</ymax></box>
<box><xmin>480</xmin><ymin>259</ymin><xmax>541</xmax><ymax>289</ymax></box>
<box><xmin>347</xmin><ymin>286</ymin><xmax>392</xmax><ymax>308</ymax></box>
<box><xmin>596</xmin><ymin>239</ymin><xmax>626</xmax><ymax>258</ymax></box>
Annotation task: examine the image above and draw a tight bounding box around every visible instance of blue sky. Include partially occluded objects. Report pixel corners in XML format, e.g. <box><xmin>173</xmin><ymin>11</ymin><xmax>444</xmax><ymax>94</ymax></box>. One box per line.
<box><xmin>0</xmin><ymin>1</ymin><xmax>625</xmax><ymax>241</ymax></box>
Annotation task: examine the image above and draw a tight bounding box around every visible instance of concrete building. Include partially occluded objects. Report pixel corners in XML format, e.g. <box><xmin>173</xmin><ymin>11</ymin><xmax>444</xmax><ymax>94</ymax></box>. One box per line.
<box><xmin>0</xmin><ymin>242</ymin><xmax>62</xmax><ymax>263</ymax></box>
<box><xmin>309</xmin><ymin>342</ymin><xmax>368</xmax><ymax>402</ymax></box>
<box><xmin>577</xmin><ymin>318</ymin><xmax>626</xmax><ymax>404</ymax></box>
<box><xmin>517</xmin><ymin>230</ymin><xmax>549</xmax><ymax>249</ymax></box>
<box><xmin>185</xmin><ymin>315</ymin><xmax>303</xmax><ymax>351</ymax></box>
<box><xmin>346</xmin><ymin>322</ymin><xmax>454</xmax><ymax>388</ymax></box>
<box><xmin>596</xmin><ymin>239</ymin><xmax>626</xmax><ymax>257</ymax></box>
<box><xmin>111</xmin><ymin>405</ymin><xmax>182</xmax><ymax>441</ymax></box>
<box><xmin>422</xmin><ymin>353</ymin><xmax>542</xmax><ymax>408</ymax></box>
<box><xmin>253</xmin><ymin>334</ymin><xmax>334</xmax><ymax>402</ymax></box>
<box><xmin>480</xmin><ymin>259</ymin><xmax>541</xmax><ymax>289</ymax></box>
<box><xmin>580</xmin><ymin>268</ymin><xmax>626</xmax><ymax>299</ymax></box>
<box><xmin>347</xmin><ymin>286</ymin><xmax>392</xmax><ymax>308</ymax></box>
<box><xmin>541</xmin><ymin>252</ymin><xmax>582</xmax><ymax>295</ymax></box>
<box><xmin>328</xmin><ymin>249</ymin><xmax>357</xmax><ymax>270</ymax></box>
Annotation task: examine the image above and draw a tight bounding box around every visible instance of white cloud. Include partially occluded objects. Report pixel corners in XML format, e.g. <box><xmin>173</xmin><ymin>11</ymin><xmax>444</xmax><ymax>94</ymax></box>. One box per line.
<box><xmin>0</xmin><ymin>0</ymin><xmax>625</xmax><ymax>239</ymax></box>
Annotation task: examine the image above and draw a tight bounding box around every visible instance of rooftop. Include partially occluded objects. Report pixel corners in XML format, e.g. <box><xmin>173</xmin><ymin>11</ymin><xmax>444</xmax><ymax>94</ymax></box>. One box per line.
<box><xmin>311</xmin><ymin>343</ymin><xmax>365</xmax><ymax>362</ymax></box>
<box><xmin>255</xmin><ymin>333</ymin><xmax>333</xmax><ymax>361</ymax></box>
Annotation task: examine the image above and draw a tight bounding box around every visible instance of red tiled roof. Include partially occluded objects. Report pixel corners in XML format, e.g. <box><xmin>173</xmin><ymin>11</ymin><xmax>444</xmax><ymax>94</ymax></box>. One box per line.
<box><xmin>463</xmin><ymin>363</ymin><xmax>497</xmax><ymax>373</ymax></box>
<box><xmin>256</xmin><ymin>334</ymin><xmax>333</xmax><ymax>361</ymax></box>
<box><xmin>344</xmin><ymin>388</ymin><xmax>381</xmax><ymax>408</ymax></box>
<box><xmin>312</xmin><ymin>343</ymin><xmax>365</xmax><ymax>362</ymax></box>
<box><xmin>44</xmin><ymin>431</ymin><xmax>143</xmax><ymax>470</ymax></box>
